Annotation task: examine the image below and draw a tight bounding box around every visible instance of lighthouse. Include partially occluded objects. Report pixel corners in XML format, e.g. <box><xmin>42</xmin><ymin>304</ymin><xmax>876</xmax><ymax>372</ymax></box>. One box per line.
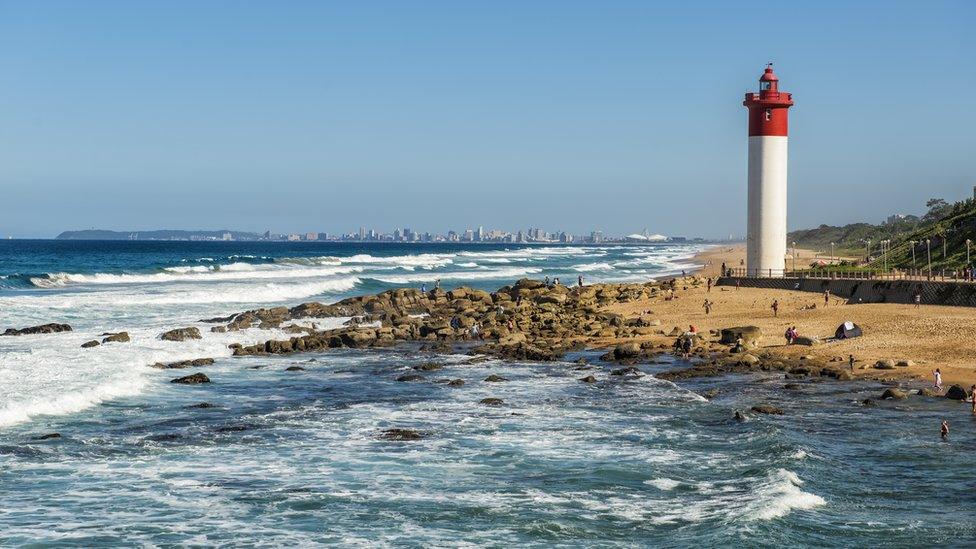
<box><xmin>744</xmin><ymin>64</ymin><xmax>794</xmax><ymax>276</ymax></box>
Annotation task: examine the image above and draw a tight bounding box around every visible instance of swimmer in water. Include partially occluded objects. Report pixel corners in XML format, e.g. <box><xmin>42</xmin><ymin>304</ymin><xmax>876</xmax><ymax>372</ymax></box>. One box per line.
<box><xmin>941</xmin><ymin>420</ymin><xmax>949</xmax><ymax>440</ymax></box>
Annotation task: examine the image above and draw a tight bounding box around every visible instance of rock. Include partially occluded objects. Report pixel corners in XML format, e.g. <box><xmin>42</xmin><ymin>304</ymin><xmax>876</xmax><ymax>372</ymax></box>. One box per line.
<box><xmin>918</xmin><ymin>388</ymin><xmax>941</xmax><ymax>397</ymax></box>
<box><xmin>861</xmin><ymin>398</ymin><xmax>877</xmax><ymax>407</ymax></box>
<box><xmin>285</xmin><ymin>366</ymin><xmax>306</xmax><ymax>371</ymax></box>
<box><xmin>784</xmin><ymin>383</ymin><xmax>801</xmax><ymax>390</ymax></box>
<box><xmin>751</xmin><ymin>405</ymin><xmax>784</xmax><ymax>415</ymax></box>
<box><xmin>160</xmin><ymin>327</ymin><xmax>202</xmax><ymax>341</ymax></box>
<box><xmin>484</xmin><ymin>374</ymin><xmax>509</xmax><ymax>382</ymax></box>
<box><xmin>945</xmin><ymin>384</ymin><xmax>969</xmax><ymax>400</ymax></box>
<box><xmin>611</xmin><ymin>342</ymin><xmax>642</xmax><ymax>360</ymax></box>
<box><xmin>896</xmin><ymin>360</ymin><xmax>915</xmax><ymax>368</ymax></box>
<box><xmin>101</xmin><ymin>332</ymin><xmax>130</xmax><ymax>343</ymax></box>
<box><xmin>720</xmin><ymin>326</ymin><xmax>761</xmax><ymax>347</ymax></box>
<box><xmin>793</xmin><ymin>336</ymin><xmax>820</xmax><ymax>346</ymax></box>
<box><xmin>379</xmin><ymin>428</ymin><xmax>423</xmax><ymax>441</ymax></box>
<box><xmin>734</xmin><ymin>411</ymin><xmax>747</xmax><ymax>422</ymax></box>
<box><xmin>185</xmin><ymin>402</ymin><xmax>216</xmax><ymax>409</ymax></box>
<box><xmin>479</xmin><ymin>398</ymin><xmax>504</xmax><ymax>406</ymax></box>
<box><xmin>447</xmin><ymin>379</ymin><xmax>465</xmax><ymax>387</ymax></box>
<box><xmin>151</xmin><ymin>358</ymin><xmax>215</xmax><ymax>369</ymax></box>
<box><xmin>170</xmin><ymin>373</ymin><xmax>210</xmax><ymax>384</ymax></box>
<box><xmin>610</xmin><ymin>366</ymin><xmax>641</xmax><ymax>376</ymax></box>
<box><xmin>31</xmin><ymin>433</ymin><xmax>62</xmax><ymax>440</ymax></box>
<box><xmin>3</xmin><ymin>323</ymin><xmax>72</xmax><ymax>336</ymax></box>
<box><xmin>880</xmin><ymin>388</ymin><xmax>908</xmax><ymax>400</ymax></box>
<box><xmin>739</xmin><ymin>354</ymin><xmax>760</xmax><ymax>366</ymax></box>
<box><xmin>579</xmin><ymin>375</ymin><xmax>597</xmax><ymax>383</ymax></box>
<box><xmin>701</xmin><ymin>388</ymin><xmax>719</xmax><ymax>399</ymax></box>
<box><xmin>874</xmin><ymin>359</ymin><xmax>896</xmax><ymax>370</ymax></box>
<box><xmin>413</xmin><ymin>362</ymin><xmax>443</xmax><ymax>371</ymax></box>
<box><xmin>81</xmin><ymin>340</ymin><xmax>100</xmax><ymax>348</ymax></box>
<box><xmin>396</xmin><ymin>374</ymin><xmax>424</xmax><ymax>382</ymax></box>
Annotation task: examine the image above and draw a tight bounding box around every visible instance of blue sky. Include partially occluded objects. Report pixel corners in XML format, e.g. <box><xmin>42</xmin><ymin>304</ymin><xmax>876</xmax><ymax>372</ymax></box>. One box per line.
<box><xmin>0</xmin><ymin>0</ymin><xmax>973</xmax><ymax>238</ymax></box>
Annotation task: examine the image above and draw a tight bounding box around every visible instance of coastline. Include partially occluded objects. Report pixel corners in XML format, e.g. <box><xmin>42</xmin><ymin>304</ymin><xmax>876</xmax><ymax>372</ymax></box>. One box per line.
<box><xmin>686</xmin><ymin>244</ymin><xmax>976</xmax><ymax>388</ymax></box>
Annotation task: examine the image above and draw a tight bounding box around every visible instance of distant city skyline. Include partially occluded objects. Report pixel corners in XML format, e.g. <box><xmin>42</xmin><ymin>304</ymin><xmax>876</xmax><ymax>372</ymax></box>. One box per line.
<box><xmin>1</xmin><ymin>1</ymin><xmax>973</xmax><ymax>238</ymax></box>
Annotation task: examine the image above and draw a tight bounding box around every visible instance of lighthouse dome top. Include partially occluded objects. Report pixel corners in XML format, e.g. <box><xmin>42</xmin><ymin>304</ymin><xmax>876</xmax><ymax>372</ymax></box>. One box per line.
<box><xmin>759</xmin><ymin>64</ymin><xmax>778</xmax><ymax>82</ymax></box>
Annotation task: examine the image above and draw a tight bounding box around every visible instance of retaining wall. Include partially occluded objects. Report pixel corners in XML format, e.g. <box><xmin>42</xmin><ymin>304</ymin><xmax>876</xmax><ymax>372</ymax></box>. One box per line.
<box><xmin>716</xmin><ymin>277</ymin><xmax>976</xmax><ymax>307</ymax></box>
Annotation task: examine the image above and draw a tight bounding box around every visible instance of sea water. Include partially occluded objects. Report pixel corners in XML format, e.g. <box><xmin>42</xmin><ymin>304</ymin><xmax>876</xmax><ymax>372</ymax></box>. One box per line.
<box><xmin>0</xmin><ymin>240</ymin><xmax>973</xmax><ymax>546</ymax></box>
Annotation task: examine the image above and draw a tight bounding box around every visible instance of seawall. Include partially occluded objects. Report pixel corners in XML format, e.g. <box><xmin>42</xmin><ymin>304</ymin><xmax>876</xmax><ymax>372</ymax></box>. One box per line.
<box><xmin>716</xmin><ymin>277</ymin><xmax>976</xmax><ymax>307</ymax></box>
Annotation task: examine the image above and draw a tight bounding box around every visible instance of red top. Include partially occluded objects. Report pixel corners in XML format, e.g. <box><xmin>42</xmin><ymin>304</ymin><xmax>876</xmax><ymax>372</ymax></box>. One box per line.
<box><xmin>744</xmin><ymin>64</ymin><xmax>794</xmax><ymax>136</ymax></box>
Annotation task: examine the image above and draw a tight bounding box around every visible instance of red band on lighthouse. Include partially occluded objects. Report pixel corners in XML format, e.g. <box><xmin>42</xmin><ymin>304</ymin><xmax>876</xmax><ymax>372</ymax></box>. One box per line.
<box><xmin>743</xmin><ymin>65</ymin><xmax>794</xmax><ymax>136</ymax></box>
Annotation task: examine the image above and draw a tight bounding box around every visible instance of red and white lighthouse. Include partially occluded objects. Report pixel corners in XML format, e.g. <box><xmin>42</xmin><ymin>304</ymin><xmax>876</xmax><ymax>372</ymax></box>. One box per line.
<box><xmin>744</xmin><ymin>64</ymin><xmax>794</xmax><ymax>276</ymax></box>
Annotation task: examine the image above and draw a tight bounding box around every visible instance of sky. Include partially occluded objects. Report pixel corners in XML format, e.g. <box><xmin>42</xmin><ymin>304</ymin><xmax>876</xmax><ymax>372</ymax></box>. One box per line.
<box><xmin>0</xmin><ymin>1</ymin><xmax>974</xmax><ymax>239</ymax></box>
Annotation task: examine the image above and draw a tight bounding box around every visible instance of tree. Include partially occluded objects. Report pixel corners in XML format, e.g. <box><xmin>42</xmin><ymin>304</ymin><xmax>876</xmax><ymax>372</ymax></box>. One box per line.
<box><xmin>924</xmin><ymin>198</ymin><xmax>951</xmax><ymax>222</ymax></box>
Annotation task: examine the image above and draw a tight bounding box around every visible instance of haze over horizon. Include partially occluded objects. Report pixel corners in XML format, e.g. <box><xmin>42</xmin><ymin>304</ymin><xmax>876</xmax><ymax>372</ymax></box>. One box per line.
<box><xmin>1</xmin><ymin>0</ymin><xmax>974</xmax><ymax>239</ymax></box>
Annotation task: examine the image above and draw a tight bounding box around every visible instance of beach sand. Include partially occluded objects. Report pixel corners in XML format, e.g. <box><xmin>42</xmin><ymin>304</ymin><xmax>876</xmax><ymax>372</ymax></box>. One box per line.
<box><xmin>606</xmin><ymin>244</ymin><xmax>976</xmax><ymax>388</ymax></box>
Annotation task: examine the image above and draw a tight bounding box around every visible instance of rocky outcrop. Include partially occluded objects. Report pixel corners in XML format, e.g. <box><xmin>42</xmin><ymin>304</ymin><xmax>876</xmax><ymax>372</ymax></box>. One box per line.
<box><xmin>3</xmin><ymin>323</ymin><xmax>72</xmax><ymax>336</ymax></box>
<box><xmin>874</xmin><ymin>359</ymin><xmax>896</xmax><ymax>370</ymax></box>
<box><xmin>160</xmin><ymin>327</ymin><xmax>202</xmax><ymax>341</ymax></box>
<box><xmin>944</xmin><ymin>384</ymin><xmax>969</xmax><ymax>400</ymax></box>
<box><xmin>170</xmin><ymin>373</ymin><xmax>210</xmax><ymax>384</ymax></box>
<box><xmin>152</xmin><ymin>358</ymin><xmax>215</xmax><ymax>369</ymax></box>
<box><xmin>396</xmin><ymin>374</ymin><xmax>424</xmax><ymax>382</ymax></box>
<box><xmin>379</xmin><ymin>428</ymin><xmax>423</xmax><ymax>440</ymax></box>
<box><xmin>719</xmin><ymin>326</ymin><xmax>761</xmax><ymax>347</ymax></box>
<box><xmin>81</xmin><ymin>340</ymin><xmax>100</xmax><ymax>348</ymax></box>
<box><xmin>880</xmin><ymin>387</ymin><xmax>908</xmax><ymax>400</ymax></box>
<box><xmin>101</xmin><ymin>332</ymin><xmax>130</xmax><ymax>343</ymax></box>
<box><xmin>484</xmin><ymin>374</ymin><xmax>508</xmax><ymax>382</ymax></box>
<box><xmin>479</xmin><ymin>398</ymin><xmax>504</xmax><ymax>406</ymax></box>
<box><xmin>751</xmin><ymin>404</ymin><xmax>784</xmax><ymax>415</ymax></box>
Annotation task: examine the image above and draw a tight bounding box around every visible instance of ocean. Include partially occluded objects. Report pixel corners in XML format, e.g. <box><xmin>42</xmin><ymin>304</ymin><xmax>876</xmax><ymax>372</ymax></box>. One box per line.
<box><xmin>0</xmin><ymin>240</ymin><xmax>973</xmax><ymax>546</ymax></box>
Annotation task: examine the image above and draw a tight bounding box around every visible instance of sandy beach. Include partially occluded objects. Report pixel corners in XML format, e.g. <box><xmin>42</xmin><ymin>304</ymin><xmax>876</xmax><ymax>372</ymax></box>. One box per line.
<box><xmin>614</xmin><ymin>243</ymin><xmax>976</xmax><ymax>388</ymax></box>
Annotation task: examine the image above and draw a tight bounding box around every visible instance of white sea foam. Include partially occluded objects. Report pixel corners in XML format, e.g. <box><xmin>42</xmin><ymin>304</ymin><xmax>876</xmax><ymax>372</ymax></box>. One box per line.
<box><xmin>647</xmin><ymin>477</ymin><xmax>681</xmax><ymax>491</ymax></box>
<box><xmin>744</xmin><ymin>469</ymin><xmax>826</xmax><ymax>520</ymax></box>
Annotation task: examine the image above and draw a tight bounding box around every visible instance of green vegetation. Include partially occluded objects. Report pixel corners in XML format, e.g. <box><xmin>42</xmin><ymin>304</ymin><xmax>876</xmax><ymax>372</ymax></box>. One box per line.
<box><xmin>788</xmin><ymin>196</ymin><xmax>976</xmax><ymax>271</ymax></box>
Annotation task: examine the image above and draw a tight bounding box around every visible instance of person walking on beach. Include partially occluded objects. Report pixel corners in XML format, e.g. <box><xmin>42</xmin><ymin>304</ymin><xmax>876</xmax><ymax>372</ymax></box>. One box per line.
<box><xmin>703</xmin><ymin>300</ymin><xmax>712</xmax><ymax>315</ymax></box>
<box><xmin>735</xmin><ymin>279</ymin><xmax>740</xmax><ymax>291</ymax></box>
<box><xmin>933</xmin><ymin>368</ymin><xmax>943</xmax><ymax>392</ymax></box>
<box><xmin>706</xmin><ymin>277</ymin><xmax>712</xmax><ymax>293</ymax></box>
<box><xmin>849</xmin><ymin>354</ymin><xmax>856</xmax><ymax>372</ymax></box>
<box><xmin>941</xmin><ymin>420</ymin><xmax>949</xmax><ymax>440</ymax></box>
<box><xmin>721</xmin><ymin>262</ymin><xmax>727</xmax><ymax>277</ymax></box>
<box><xmin>823</xmin><ymin>289</ymin><xmax>830</xmax><ymax>307</ymax></box>
<box><xmin>771</xmin><ymin>299</ymin><xmax>779</xmax><ymax>317</ymax></box>
<box><xmin>914</xmin><ymin>291</ymin><xmax>922</xmax><ymax>308</ymax></box>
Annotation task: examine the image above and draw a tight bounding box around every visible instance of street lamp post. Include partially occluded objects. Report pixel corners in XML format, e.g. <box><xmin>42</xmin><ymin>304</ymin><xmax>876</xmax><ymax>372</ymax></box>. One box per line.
<box><xmin>792</xmin><ymin>241</ymin><xmax>796</xmax><ymax>274</ymax></box>
<box><xmin>830</xmin><ymin>242</ymin><xmax>835</xmax><ymax>270</ymax></box>
<box><xmin>967</xmin><ymin>239</ymin><xmax>972</xmax><ymax>265</ymax></box>
<box><xmin>910</xmin><ymin>240</ymin><xmax>916</xmax><ymax>269</ymax></box>
<box><xmin>882</xmin><ymin>240</ymin><xmax>888</xmax><ymax>273</ymax></box>
<box><xmin>866</xmin><ymin>239</ymin><xmax>871</xmax><ymax>264</ymax></box>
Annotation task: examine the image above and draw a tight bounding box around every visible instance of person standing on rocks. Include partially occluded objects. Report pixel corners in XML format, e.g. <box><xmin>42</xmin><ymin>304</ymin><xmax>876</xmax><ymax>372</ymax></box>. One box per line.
<box><xmin>434</xmin><ymin>279</ymin><xmax>440</xmax><ymax>290</ymax></box>
<box><xmin>721</xmin><ymin>262</ymin><xmax>727</xmax><ymax>277</ymax></box>
<box><xmin>849</xmin><ymin>354</ymin><xmax>856</xmax><ymax>372</ymax></box>
<box><xmin>578</xmin><ymin>275</ymin><xmax>583</xmax><ymax>288</ymax></box>
<box><xmin>771</xmin><ymin>300</ymin><xmax>779</xmax><ymax>317</ymax></box>
<box><xmin>933</xmin><ymin>368</ymin><xmax>943</xmax><ymax>392</ymax></box>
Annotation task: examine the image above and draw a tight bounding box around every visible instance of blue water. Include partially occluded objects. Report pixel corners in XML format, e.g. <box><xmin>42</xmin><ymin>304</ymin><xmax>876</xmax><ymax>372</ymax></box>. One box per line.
<box><xmin>1</xmin><ymin>240</ymin><xmax>974</xmax><ymax>546</ymax></box>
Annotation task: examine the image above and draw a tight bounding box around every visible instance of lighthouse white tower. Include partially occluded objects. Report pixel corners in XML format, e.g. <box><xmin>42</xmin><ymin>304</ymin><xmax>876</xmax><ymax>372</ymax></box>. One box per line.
<box><xmin>744</xmin><ymin>64</ymin><xmax>794</xmax><ymax>276</ymax></box>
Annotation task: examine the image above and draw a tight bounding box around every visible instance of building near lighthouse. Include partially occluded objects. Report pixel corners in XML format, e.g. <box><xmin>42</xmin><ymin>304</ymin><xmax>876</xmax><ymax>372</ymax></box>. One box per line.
<box><xmin>744</xmin><ymin>64</ymin><xmax>794</xmax><ymax>276</ymax></box>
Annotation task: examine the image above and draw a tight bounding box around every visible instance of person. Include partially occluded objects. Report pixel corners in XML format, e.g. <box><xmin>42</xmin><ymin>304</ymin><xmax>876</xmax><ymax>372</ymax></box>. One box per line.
<box><xmin>914</xmin><ymin>291</ymin><xmax>921</xmax><ymax>308</ymax></box>
<box><xmin>434</xmin><ymin>278</ymin><xmax>440</xmax><ymax>290</ymax></box>
<box><xmin>784</xmin><ymin>326</ymin><xmax>794</xmax><ymax>345</ymax></box>
<box><xmin>578</xmin><ymin>275</ymin><xmax>583</xmax><ymax>288</ymax></box>
<box><xmin>688</xmin><ymin>324</ymin><xmax>698</xmax><ymax>334</ymax></box>
<box><xmin>941</xmin><ymin>420</ymin><xmax>949</xmax><ymax>441</ymax></box>
<box><xmin>735</xmin><ymin>279</ymin><xmax>740</xmax><ymax>291</ymax></box>
<box><xmin>681</xmin><ymin>270</ymin><xmax>686</xmax><ymax>278</ymax></box>
<box><xmin>703</xmin><ymin>300</ymin><xmax>712</xmax><ymax>315</ymax></box>
<box><xmin>421</xmin><ymin>283</ymin><xmax>427</xmax><ymax>293</ymax></box>
<box><xmin>450</xmin><ymin>316</ymin><xmax>461</xmax><ymax>330</ymax></box>
<box><xmin>824</xmin><ymin>289</ymin><xmax>830</xmax><ymax>307</ymax></box>
<box><xmin>771</xmin><ymin>299</ymin><xmax>779</xmax><ymax>317</ymax></box>
<box><xmin>553</xmin><ymin>277</ymin><xmax>560</xmax><ymax>286</ymax></box>
<box><xmin>849</xmin><ymin>354</ymin><xmax>856</xmax><ymax>372</ymax></box>
<box><xmin>933</xmin><ymin>368</ymin><xmax>943</xmax><ymax>391</ymax></box>
<box><xmin>721</xmin><ymin>262</ymin><xmax>727</xmax><ymax>277</ymax></box>
<box><xmin>971</xmin><ymin>385</ymin><xmax>976</xmax><ymax>414</ymax></box>
<box><xmin>470</xmin><ymin>323</ymin><xmax>481</xmax><ymax>339</ymax></box>
<box><xmin>545</xmin><ymin>276</ymin><xmax>550</xmax><ymax>287</ymax></box>
<box><xmin>682</xmin><ymin>336</ymin><xmax>692</xmax><ymax>358</ymax></box>
<box><xmin>706</xmin><ymin>277</ymin><xmax>712</xmax><ymax>293</ymax></box>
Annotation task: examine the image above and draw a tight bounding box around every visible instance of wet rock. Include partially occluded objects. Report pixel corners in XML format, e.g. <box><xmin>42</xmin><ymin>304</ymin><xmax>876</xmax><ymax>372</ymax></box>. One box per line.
<box><xmin>917</xmin><ymin>388</ymin><xmax>941</xmax><ymax>397</ymax></box>
<box><xmin>152</xmin><ymin>358</ymin><xmax>215</xmax><ymax>369</ymax></box>
<box><xmin>880</xmin><ymin>387</ymin><xmax>908</xmax><ymax>400</ymax></box>
<box><xmin>32</xmin><ymin>433</ymin><xmax>62</xmax><ymax>440</ymax></box>
<box><xmin>3</xmin><ymin>323</ymin><xmax>72</xmax><ymax>336</ymax></box>
<box><xmin>739</xmin><ymin>354</ymin><xmax>760</xmax><ymax>366</ymax></box>
<box><xmin>81</xmin><ymin>340</ymin><xmax>100</xmax><ymax>348</ymax></box>
<box><xmin>170</xmin><ymin>373</ymin><xmax>210</xmax><ymax>384</ymax></box>
<box><xmin>396</xmin><ymin>373</ymin><xmax>424</xmax><ymax>382</ymax></box>
<box><xmin>101</xmin><ymin>332</ymin><xmax>130</xmax><ymax>343</ymax></box>
<box><xmin>484</xmin><ymin>374</ymin><xmax>509</xmax><ymax>382</ymax></box>
<box><xmin>720</xmin><ymin>326</ymin><xmax>761</xmax><ymax>347</ymax></box>
<box><xmin>447</xmin><ymin>379</ymin><xmax>465</xmax><ymax>387</ymax></box>
<box><xmin>701</xmin><ymin>388</ymin><xmax>719</xmax><ymax>399</ymax></box>
<box><xmin>945</xmin><ymin>384</ymin><xmax>969</xmax><ymax>400</ymax></box>
<box><xmin>379</xmin><ymin>428</ymin><xmax>423</xmax><ymax>441</ymax></box>
<box><xmin>479</xmin><ymin>398</ymin><xmax>504</xmax><ymax>406</ymax></box>
<box><xmin>734</xmin><ymin>411</ymin><xmax>747</xmax><ymax>422</ymax></box>
<box><xmin>579</xmin><ymin>375</ymin><xmax>598</xmax><ymax>383</ymax></box>
<box><xmin>751</xmin><ymin>404</ymin><xmax>784</xmax><ymax>415</ymax></box>
<box><xmin>413</xmin><ymin>362</ymin><xmax>444</xmax><ymax>371</ymax></box>
<box><xmin>861</xmin><ymin>398</ymin><xmax>877</xmax><ymax>407</ymax></box>
<box><xmin>185</xmin><ymin>402</ymin><xmax>216</xmax><ymax>409</ymax></box>
<box><xmin>160</xmin><ymin>327</ymin><xmax>202</xmax><ymax>341</ymax></box>
<box><xmin>285</xmin><ymin>366</ymin><xmax>306</xmax><ymax>371</ymax></box>
<box><xmin>611</xmin><ymin>366</ymin><xmax>641</xmax><ymax>376</ymax></box>
<box><xmin>611</xmin><ymin>342</ymin><xmax>642</xmax><ymax>360</ymax></box>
